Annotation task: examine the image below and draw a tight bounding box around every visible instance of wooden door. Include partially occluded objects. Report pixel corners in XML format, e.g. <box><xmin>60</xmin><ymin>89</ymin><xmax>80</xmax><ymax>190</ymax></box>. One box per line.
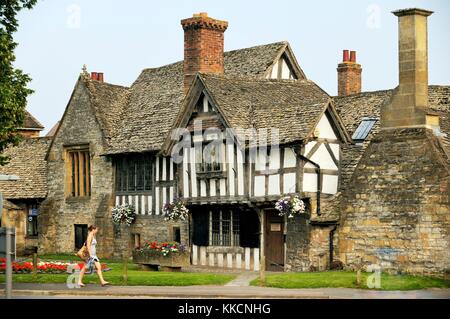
<box><xmin>265</xmin><ymin>210</ymin><xmax>285</xmax><ymax>271</ymax></box>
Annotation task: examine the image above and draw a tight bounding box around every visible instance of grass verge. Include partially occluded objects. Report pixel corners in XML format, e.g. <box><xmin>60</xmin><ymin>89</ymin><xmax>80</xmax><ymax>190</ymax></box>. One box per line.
<box><xmin>0</xmin><ymin>261</ymin><xmax>235</xmax><ymax>286</ymax></box>
<box><xmin>251</xmin><ymin>271</ymin><xmax>450</xmax><ymax>290</ymax></box>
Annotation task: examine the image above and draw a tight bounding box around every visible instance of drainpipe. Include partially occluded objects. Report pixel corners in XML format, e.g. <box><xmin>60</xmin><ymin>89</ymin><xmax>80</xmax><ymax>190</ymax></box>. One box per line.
<box><xmin>296</xmin><ymin>153</ymin><xmax>321</xmax><ymax>216</ymax></box>
<box><xmin>329</xmin><ymin>225</ymin><xmax>337</xmax><ymax>270</ymax></box>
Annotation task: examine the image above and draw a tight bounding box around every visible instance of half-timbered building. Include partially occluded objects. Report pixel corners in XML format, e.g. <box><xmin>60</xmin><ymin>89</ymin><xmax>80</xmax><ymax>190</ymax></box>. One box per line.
<box><xmin>36</xmin><ymin>10</ymin><xmax>449</xmax><ymax>275</ymax></box>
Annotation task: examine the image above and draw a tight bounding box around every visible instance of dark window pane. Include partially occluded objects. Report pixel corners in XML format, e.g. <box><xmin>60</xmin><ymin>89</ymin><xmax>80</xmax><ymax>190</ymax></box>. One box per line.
<box><xmin>71</xmin><ymin>152</ymin><xmax>76</xmax><ymax>196</ymax></box>
<box><xmin>136</xmin><ymin>157</ymin><xmax>144</xmax><ymax>191</ymax></box>
<box><xmin>211</xmin><ymin>211</ymin><xmax>220</xmax><ymax>246</ymax></box>
<box><xmin>222</xmin><ymin>210</ymin><xmax>231</xmax><ymax>246</ymax></box>
<box><xmin>144</xmin><ymin>155</ymin><xmax>152</xmax><ymax>191</ymax></box>
<box><xmin>115</xmin><ymin>159</ymin><xmax>122</xmax><ymax>191</ymax></box>
<box><xmin>128</xmin><ymin>158</ymin><xmax>136</xmax><ymax>191</ymax></box>
<box><xmin>233</xmin><ymin>211</ymin><xmax>240</xmax><ymax>246</ymax></box>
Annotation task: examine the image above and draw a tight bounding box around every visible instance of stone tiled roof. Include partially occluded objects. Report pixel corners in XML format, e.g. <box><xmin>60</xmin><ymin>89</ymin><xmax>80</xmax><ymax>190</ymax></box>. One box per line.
<box><xmin>83</xmin><ymin>78</ymin><xmax>130</xmax><ymax>143</ymax></box>
<box><xmin>105</xmin><ymin>42</ymin><xmax>289</xmax><ymax>154</ymax></box>
<box><xmin>45</xmin><ymin>121</ymin><xmax>60</xmax><ymax>137</ymax></box>
<box><xmin>334</xmin><ymin>85</ymin><xmax>450</xmax><ymax>190</ymax></box>
<box><xmin>2</xmin><ymin>199</ymin><xmax>20</xmax><ymax>210</ymax></box>
<box><xmin>20</xmin><ymin>111</ymin><xmax>44</xmax><ymax>130</ymax></box>
<box><xmin>199</xmin><ymin>74</ymin><xmax>331</xmax><ymax>146</ymax></box>
<box><xmin>0</xmin><ymin>137</ymin><xmax>51</xmax><ymax>199</ymax></box>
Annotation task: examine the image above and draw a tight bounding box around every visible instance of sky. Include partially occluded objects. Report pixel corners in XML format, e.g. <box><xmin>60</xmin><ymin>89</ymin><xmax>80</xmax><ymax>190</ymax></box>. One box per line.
<box><xmin>13</xmin><ymin>0</ymin><xmax>450</xmax><ymax>134</ymax></box>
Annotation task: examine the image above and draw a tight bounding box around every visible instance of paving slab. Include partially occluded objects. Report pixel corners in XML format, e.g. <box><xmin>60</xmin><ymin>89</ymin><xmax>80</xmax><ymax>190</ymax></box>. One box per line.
<box><xmin>1</xmin><ymin>283</ymin><xmax>449</xmax><ymax>299</ymax></box>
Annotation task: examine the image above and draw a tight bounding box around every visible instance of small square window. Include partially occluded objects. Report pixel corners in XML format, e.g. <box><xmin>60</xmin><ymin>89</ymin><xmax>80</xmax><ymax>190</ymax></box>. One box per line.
<box><xmin>352</xmin><ymin>118</ymin><xmax>377</xmax><ymax>142</ymax></box>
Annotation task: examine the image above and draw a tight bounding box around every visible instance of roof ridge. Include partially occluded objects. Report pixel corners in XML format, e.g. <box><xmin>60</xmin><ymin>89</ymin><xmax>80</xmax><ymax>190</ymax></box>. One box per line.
<box><xmin>136</xmin><ymin>41</ymin><xmax>288</xmax><ymax>75</ymax></box>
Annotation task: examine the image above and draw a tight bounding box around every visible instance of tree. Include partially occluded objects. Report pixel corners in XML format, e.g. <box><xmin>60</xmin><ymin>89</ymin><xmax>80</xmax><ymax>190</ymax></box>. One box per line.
<box><xmin>0</xmin><ymin>0</ymin><xmax>37</xmax><ymax>166</ymax></box>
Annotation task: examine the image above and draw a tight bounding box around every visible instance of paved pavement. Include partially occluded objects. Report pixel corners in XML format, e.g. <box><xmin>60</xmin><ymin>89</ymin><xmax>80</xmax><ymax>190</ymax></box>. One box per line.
<box><xmin>1</xmin><ymin>283</ymin><xmax>449</xmax><ymax>299</ymax></box>
<box><xmin>225</xmin><ymin>272</ymin><xmax>258</xmax><ymax>287</ymax></box>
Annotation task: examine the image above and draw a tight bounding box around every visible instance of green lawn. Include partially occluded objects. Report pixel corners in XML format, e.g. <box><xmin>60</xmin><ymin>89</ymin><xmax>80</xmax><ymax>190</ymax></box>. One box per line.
<box><xmin>1</xmin><ymin>257</ymin><xmax>235</xmax><ymax>286</ymax></box>
<box><xmin>251</xmin><ymin>271</ymin><xmax>450</xmax><ymax>290</ymax></box>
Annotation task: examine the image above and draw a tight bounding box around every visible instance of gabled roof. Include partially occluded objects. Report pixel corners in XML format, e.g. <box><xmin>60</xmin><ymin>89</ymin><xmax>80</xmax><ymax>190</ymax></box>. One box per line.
<box><xmin>0</xmin><ymin>137</ymin><xmax>51</xmax><ymax>199</ymax></box>
<box><xmin>162</xmin><ymin>73</ymin><xmax>350</xmax><ymax>154</ymax></box>
<box><xmin>19</xmin><ymin>111</ymin><xmax>44</xmax><ymax>131</ymax></box>
<box><xmin>334</xmin><ymin>85</ymin><xmax>450</xmax><ymax>190</ymax></box>
<box><xmin>46</xmin><ymin>76</ymin><xmax>130</xmax><ymax>158</ymax></box>
<box><xmin>46</xmin><ymin>121</ymin><xmax>60</xmax><ymax>137</ymax></box>
<box><xmin>105</xmin><ymin>41</ymin><xmax>299</xmax><ymax>154</ymax></box>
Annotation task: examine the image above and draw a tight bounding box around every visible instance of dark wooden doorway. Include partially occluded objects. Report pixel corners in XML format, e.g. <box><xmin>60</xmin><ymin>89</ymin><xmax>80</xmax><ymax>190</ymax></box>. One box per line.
<box><xmin>265</xmin><ymin>210</ymin><xmax>285</xmax><ymax>271</ymax></box>
<box><xmin>74</xmin><ymin>224</ymin><xmax>88</xmax><ymax>250</ymax></box>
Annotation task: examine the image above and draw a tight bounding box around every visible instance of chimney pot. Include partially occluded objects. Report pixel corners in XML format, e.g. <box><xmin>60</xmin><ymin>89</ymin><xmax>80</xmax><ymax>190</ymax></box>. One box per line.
<box><xmin>343</xmin><ymin>50</ymin><xmax>349</xmax><ymax>62</ymax></box>
<box><xmin>90</xmin><ymin>72</ymin><xmax>98</xmax><ymax>80</ymax></box>
<box><xmin>97</xmin><ymin>72</ymin><xmax>104</xmax><ymax>82</ymax></box>
<box><xmin>337</xmin><ymin>50</ymin><xmax>362</xmax><ymax>96</ymax></box>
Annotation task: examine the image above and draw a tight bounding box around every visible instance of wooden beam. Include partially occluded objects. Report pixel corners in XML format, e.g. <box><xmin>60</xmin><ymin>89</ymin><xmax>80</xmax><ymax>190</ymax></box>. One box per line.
<box><xmin>324</xmin><ymin>143</ymin><xmax>339</xmax><ymax>168</ymax></box>
<box><xmin>305</xmin><ymin>141</ymin><xmax>322</xmax><ymax>159</ymax></box>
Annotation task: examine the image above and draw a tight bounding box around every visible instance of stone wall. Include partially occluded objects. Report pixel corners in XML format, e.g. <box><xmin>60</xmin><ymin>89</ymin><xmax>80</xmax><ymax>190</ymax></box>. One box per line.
<box><xmin>38</xmin><ymin>80</ymin><xmax>116</xmax><ymax>257</ymax></box>
<box><xmin>338</xmin><ymin>128</ymin><xmax>450</xmax><ymax>276</ymax></box>
<box><xmin>1</xmin><ymin>204</ymin><xmax>38</xmax><ymax>256</ymax></box>
<box><xmin>285</xmin><ymin>212</ymin><xmax>337</xmax><ymax>272</ymax></box>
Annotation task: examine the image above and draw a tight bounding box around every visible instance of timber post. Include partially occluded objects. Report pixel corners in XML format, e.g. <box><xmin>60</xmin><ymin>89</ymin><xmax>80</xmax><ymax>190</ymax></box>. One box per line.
<box><xmin>259</xmin><ymin>209</ymin><xmax>266</xmax><ymax>285</ymax></box>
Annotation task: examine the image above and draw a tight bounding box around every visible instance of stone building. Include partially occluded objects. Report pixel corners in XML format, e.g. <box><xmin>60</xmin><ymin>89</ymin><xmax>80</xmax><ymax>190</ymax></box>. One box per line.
<box><xmin>335</xmin><ymin>9</ymin><xmax>450</xmax><ymax>276</ymax></box>
<box><xmin>0</xmin><ymin>112</ymin><xmax>50</xmax><ymax>255</ymax></box>
<box><xmin>31</xmin><ymin>8</ymin><xmax>449</xmax><ymax>276</ymax></box>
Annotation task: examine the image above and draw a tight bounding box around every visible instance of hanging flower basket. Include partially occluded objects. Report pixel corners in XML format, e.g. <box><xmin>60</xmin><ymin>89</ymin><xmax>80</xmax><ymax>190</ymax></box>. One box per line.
<box><xmin>112</xmin><ymin>204</ymin><xmax>136</xmax><ymax>226</ymax></box>
<box><xmin>163</xmin><ymin>199</ymin><xmax>189</xmax><ymax>222</ymax></box>
<box><xmin>275</xmin><ymin>195</ymin><xmax>306</xmax><ymax>218</ymax></box>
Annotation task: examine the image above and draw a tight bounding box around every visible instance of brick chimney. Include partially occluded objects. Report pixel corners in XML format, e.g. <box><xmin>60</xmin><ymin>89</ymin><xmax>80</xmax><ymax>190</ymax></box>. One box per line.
<box><xmin>337</xmin><ymin>50</ymin><xmax>362</xmax><ymax>96</ymax></box>
<box><xmin>381</xmin><ymin>8</ymin><xmax>433</xmax><ymax>129</ymax></box>
<box><xmin>181</xmin><ymin>13</ymin><xmax>228</xmax><ymax>94</ymax></box>
<box><xmin>90</xmin><ymin>72</ymin><xmax>104</xmax><ymax>82</ymax></box>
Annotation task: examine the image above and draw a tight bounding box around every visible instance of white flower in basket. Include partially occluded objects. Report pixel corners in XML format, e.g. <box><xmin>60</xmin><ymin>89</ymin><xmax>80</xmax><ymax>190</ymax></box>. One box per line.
<box><xmin>275</xmin><ymin>195</ymin><xmax>306</xmax><ymax>218</ymax></box>
<box><xmin>112</xmin><ymin>204</ymin><xmax>136</xmax><ymax>226</ymax></box>
<box><xmin>163</xmin><ymin>199</ymin><xmax>189</xmax><ymax>221</ymax></box>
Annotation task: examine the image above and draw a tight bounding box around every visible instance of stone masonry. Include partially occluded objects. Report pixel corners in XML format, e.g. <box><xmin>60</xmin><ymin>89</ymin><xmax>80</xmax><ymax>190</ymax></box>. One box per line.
<box><xmin>338</xmin><ymin>128</ymin><xmax>450</xmax><ymax>276</ymax></box>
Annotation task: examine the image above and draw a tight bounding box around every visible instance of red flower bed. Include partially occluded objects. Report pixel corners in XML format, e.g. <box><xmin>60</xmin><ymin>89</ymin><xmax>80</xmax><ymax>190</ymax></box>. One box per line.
<box><xmin>0</xmin><ymin>258</ymin><xmax>108</xmax><ymax>274</ymax></box>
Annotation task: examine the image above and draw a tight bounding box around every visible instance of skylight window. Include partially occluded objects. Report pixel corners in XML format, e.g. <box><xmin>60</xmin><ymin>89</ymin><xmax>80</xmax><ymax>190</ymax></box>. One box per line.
<box><xmin>352</xmin><ymin>117</ymin><xmax>378</xmax><ymax>142</ymax></box>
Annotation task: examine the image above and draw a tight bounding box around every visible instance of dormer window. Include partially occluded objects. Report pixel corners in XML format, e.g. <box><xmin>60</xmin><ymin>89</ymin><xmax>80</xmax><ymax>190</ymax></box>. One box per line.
<box><xmin>352</xmin><ymin>117</ymin><xmax>377</xmax><ymax>143</ymax></box>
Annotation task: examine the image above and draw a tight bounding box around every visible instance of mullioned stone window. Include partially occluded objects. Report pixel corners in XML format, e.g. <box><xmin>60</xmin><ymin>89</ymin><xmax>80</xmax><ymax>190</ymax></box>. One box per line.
<box><xmin>65</xmin><ymin>146</ymin><xmax>91</xmax><ymax>197</ymax></box>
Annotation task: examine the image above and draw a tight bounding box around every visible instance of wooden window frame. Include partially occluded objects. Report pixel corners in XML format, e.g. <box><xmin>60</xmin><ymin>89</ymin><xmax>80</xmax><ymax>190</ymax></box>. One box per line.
<box><xmin>65</xmin><ymin>146</ymin><xmax>91</xmax><ymax>198</ymax></box>
<box><xmin>115</xmin><ymin>154</ymin><xmax>153</xmax><ymax>194</ymax></box>
<box><xmin>209</xmin><ymin>209</ymin><xmax>240</xmax><ymax>247</ymax></box>
<box><xmin>195</xmin><ymin>140</ymin><xmax>224</xmax><ymax>177</ymax></box>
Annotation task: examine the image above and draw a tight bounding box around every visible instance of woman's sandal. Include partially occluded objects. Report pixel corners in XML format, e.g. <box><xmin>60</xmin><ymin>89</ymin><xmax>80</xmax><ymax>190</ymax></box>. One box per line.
<box><xmin>101</xmin><ymin>282</ymin><xmax>110</xmax><ymax>287</ymax></box>
<box><xmin>78</xmin><ymin>283</ymin><xmax>86</xmax><ymax>287</ymax></box>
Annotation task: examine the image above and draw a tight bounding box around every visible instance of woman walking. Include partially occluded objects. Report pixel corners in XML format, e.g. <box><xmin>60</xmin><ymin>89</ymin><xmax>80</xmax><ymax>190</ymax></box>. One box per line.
<box><xmin>78</xmin><ymin>225</ymin><xmax>110</xmax><ymax>287</ymax></box>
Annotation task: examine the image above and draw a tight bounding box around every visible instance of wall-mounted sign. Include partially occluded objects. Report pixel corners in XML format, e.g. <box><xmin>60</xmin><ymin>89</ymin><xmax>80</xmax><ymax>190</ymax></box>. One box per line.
<box><xmin>270</xmin><ymin>223</ymin><xmax>281</xmax><ymax>232</ymax></box>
